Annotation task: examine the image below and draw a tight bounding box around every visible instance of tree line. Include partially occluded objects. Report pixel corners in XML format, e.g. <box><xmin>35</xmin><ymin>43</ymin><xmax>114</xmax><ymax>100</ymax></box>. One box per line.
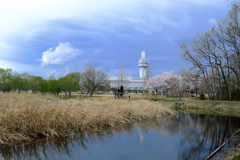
<box><xmin>180</xmin><ymin>2</ymin><xmax>240</xmax><ymax>100</ymax></box>
<box><xmin>0</xmin><ymin>63</ymin><xmax>110</xmax><ymax>97</ymax></box>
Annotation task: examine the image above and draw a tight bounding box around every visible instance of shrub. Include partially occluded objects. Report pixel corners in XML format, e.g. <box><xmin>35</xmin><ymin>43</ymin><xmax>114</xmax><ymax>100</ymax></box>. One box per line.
<box><xmin>199</xmin><ymin>93</ymin><xmax>206</xmax><ymax>100</ymax></box>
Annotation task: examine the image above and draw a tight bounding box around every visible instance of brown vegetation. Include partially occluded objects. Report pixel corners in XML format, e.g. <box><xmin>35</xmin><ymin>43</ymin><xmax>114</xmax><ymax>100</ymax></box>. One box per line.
<box><xmin>0</xmin><ymin>93</ymin><xmax>173</xmax><ymax>145</ymax></box>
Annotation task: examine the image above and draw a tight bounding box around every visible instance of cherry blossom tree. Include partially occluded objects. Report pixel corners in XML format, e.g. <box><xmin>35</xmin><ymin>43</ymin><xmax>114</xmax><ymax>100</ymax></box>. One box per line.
<box><xmin>146</xmin><ymin>71</ymin><xmax>185</xmax><ymax>99</ymax></box>
<box><xmin>146</xmin><ymin>71</ymin><xmax>175</xmax><ymax>98</ymax></box>
<box><xmin>161</xmin><ymin>71</ymin><xmax>175</xmax><ymax>97</ymax></box>
<box><xmin>146</xmin><ymin>75</ymin><xmax>166</xmax><ymax>98</ymax></box>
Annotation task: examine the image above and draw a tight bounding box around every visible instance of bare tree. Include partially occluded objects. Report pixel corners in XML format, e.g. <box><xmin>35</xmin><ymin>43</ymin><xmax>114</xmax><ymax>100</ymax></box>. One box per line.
<box><xmin>117</xmin><ymin>64</ymin><xmax>126</xmax><ymax>86</ymax></box>
<box><xmin>180</xmin><ymin>69</ymin><xmax>201</xmax><ymax>99</ymax></box>
<box><xmin>117</xmin><ymin>64</ymin><xmax>130</xmax><ymax>91</ymax></box>
<box><xmin>180</xmin><ymin>2</ymin><xmax>240</xmax><ymax>100</ymax></box>
<box><xmin>181</xmin><ymin>43</ymin><xmax>213</xmax><ymax>99</ymax></box>
<box><xmin>81</xmin><ymin>63</ymin><xmax>108</xmax><ymax>97</ymax></box>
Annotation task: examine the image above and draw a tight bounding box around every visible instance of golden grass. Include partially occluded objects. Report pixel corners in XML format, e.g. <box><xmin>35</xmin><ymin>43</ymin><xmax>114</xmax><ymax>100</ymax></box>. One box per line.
<box><xmin>0</xmin><ymin>92</ymin><xmax>173</xmax><ymax>145</ymax></box>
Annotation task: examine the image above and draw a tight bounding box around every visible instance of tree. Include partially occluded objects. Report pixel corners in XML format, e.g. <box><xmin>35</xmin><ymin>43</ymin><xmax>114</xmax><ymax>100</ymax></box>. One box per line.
<box><xmin>146</xmin><ymin>75</ymin><xmax>166</xmax><ymax>98</ymax></box>
<box><xmin>65</xmin><ymin>72</ymin><xmax>81</xmax><ymax>83</ymax></box>
<box><xmin>60</xmin><ymin>72</ymin><xmax>82</xmax><ymax>96</ymax></box>
<box><xmin>161</xmin><ymin>71</ymin><xmax>176</xmax><ymax>97</ymax></box>
<box><xmin>11</xmin><ymin>76</ymin><xmax>22</xmax><ymax>92</ymax></box>
<box><xmin>180</xmin><ymin>70</ymin><xmax>202</xmax><ymax>99</ymax></box>
<box><xmin>11</xmin><ymin>72</ymin><xmax>29</xmax><ymax>92</ymax></box>
<box><xmin>146</xmin><ymin>71</ymin><xmax>176</xmax><ymax>98</ymax></box>
<box><xmin>117</xmin><ymin>64</ymin><xmax>128</xmax><ymax>89</ymax></box>
<box><xmin>97</xmin><ymin>80</ymin><xmax>111</xmax><ymax>93</ymax></box>
<box><xmin>0</xmin><ymin>68</ymin><xmax>13</xmax><ymax>92</ymax></box>
<box><xmin>146</xmin><ymin>71</ymin><xmax>186</xmax><ymax>99</ymax></box>
<box><xmin>58</xmin><ymin>77</ymin><xmax>79</xmax><ymax>97</ymax></box>
<box><xmin>81</xmin><ymin>63</ymin><xmax>108</xmax><ymax>97</ymax></box>
<box><xmin>47</xmin><ymin>79</ymin><xmax>60</xmax><ymax>95</ymax></box>
<box><xmin>29</xmin><ymin>76</ymin><xmax>44</xmax><ymax>93</ymax></box>
<box><xmin>180</xmin><ymin>2</ymin><xmax>240</xmax><ymax>100</ymax></box>
<box><xmin>171</xmin><ymin>74</ymin><xmax>184</xmax><ymax>100</ymax></box>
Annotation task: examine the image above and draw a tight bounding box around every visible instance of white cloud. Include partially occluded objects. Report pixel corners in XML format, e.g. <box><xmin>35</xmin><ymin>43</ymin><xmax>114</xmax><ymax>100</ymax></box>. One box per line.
<box><xmin>40</xmin><ymin>42</ymin><xmax>82</xmax><ymax>66</ymax></box>
<box><xmin>0</xmin><ymin>0</ymin><xmax>137</xmax><ymax>36</ymax></box>
<box><xmin>0</xmin><ymin>0</ymin><xmax>227</xmax><ymax>44</ymax></box>
<box><xmin>0</xmin><ymin>0</ymin><xmax>229</xmax><ymax>78</ymax></box>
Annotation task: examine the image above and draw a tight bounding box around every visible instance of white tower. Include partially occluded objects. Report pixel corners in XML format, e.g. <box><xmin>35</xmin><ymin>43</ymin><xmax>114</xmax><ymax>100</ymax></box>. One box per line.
<box><xmin>138</xmin><ymin>50</ymin><xmax>149</xmax><ymax>78</ymax></box>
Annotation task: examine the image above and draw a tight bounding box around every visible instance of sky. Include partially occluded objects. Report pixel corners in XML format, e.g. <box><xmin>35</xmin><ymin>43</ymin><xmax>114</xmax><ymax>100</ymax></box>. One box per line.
<box><xmin>0</xmin><ymin>0</ymin><xmax>234</xmax><ymax>78</ymax></box>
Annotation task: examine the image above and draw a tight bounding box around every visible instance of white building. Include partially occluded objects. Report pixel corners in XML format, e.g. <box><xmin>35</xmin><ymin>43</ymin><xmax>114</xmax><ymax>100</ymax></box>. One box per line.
<box><xmin>109</xmin><ymin>50</ymin><xmax>150</xmax><ymax>92</ymax></box>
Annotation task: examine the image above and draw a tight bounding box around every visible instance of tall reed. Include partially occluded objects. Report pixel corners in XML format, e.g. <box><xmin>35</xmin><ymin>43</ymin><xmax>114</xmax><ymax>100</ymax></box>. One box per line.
<box><xmin>0</xmin><ymin>93</ymin><xmax>173</xmax><ymax>145</ymax></box>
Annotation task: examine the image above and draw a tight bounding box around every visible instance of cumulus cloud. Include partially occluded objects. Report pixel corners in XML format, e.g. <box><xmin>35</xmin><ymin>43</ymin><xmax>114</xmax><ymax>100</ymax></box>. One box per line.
<box><xmin>40</xmin><ymin>42</ymin><xmax>82</xmax><ymax>66</ymax></box>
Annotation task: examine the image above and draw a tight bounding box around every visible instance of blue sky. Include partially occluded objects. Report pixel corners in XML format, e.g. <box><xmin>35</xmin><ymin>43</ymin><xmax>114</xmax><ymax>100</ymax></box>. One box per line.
<box><xmin>0</xmin><ymin>0</ymin><xmax>232</xmax><ymax>78</ymax></box>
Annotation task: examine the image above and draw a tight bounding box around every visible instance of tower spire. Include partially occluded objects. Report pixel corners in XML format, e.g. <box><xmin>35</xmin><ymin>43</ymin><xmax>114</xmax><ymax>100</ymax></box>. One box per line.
<box><xmin>141</xmin><ymin>50</ymin><xmax>146</xmax><ymax>59</ymax></box>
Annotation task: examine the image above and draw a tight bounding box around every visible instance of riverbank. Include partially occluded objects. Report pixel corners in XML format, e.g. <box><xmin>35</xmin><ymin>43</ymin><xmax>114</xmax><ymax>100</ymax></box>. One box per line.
<box><xmin>179</xmin><ymin>99</ymin><xmax>240</xmax><ymax>112</ymax></box>
<box><xmin>148</xmin><ymin>96</ymin><xmax>240</xmax><ymax>112</ymax></box>
<box><xmin>168</xmin><ymin>98</ymin><xmax>240</xmax><ymax>160</ymax></box>
<box><xmin>149</xmin><ymin>96</ymin><xmax>240</xmax><ymax>159</ymax></box>
<box><xmin>0</xmin><ymin>92</ymin><xmax>173</xmax><ymax>145</ymax></box>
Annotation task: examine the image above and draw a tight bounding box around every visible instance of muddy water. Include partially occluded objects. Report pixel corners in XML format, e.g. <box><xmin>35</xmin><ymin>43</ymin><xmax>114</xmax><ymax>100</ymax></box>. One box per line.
<box><xmin>1</xmin><ymin>112</ymin><xmax>240</xmax><ymax>160</ymax></box>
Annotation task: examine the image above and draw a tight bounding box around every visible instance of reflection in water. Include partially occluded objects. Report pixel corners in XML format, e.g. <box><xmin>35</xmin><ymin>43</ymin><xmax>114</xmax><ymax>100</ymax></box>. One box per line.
<box><xmin>155</xmin><ymin>113</ymin><xmax>240</xmax><ymax>159</ymax></box>
<box><xmin>0</xmin><ymin>123</ymin><xmax>136</xmax><ymax>160</ymax></box>
<box><xmin>0</xmin><ymin>113</ymin><xmax>240</xmax><ymax>160</ymax></box>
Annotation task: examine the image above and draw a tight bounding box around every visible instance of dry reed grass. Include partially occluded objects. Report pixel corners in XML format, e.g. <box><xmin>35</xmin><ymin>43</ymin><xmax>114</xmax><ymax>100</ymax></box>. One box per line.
<box><xmin>0</xmin><ymin>92</ymin><xmax>173</xmax><ymax>145</ymax></box>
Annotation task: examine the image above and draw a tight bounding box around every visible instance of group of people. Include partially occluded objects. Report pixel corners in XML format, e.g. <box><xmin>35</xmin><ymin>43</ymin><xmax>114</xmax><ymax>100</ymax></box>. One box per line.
<box><xmin>114</xmin><ymin>84</ymin><xmax>124</xmax><ymax>99</ymax></box>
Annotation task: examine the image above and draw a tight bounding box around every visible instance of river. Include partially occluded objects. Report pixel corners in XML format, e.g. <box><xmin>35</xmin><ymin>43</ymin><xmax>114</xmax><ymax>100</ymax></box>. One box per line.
<box><xmin>1</xmin><ymin>112</ymin><xmax>240</xmax><ymax>160</ymax></box>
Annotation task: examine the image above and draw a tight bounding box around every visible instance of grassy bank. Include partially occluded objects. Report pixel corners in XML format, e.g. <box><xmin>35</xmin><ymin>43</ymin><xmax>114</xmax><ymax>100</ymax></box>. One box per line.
<box><xmin>149</xmin><ymin>97</ymin><xmax>240</xmax><ymax>112</ymax></box>
<box><xmin>175</xmin><ymin>99</ymin><xmax>240</xmax><ymax>113</ymax></box>
<box><xmin>0</xmin><ymin>93</ymin><xmax>173</xmax><ymax>145</ymax></box>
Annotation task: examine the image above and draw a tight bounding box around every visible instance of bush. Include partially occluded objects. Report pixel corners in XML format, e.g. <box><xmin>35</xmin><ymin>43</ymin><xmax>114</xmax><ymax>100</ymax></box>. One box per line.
<box><xmin>199</xmin><ymin>93</ymin><xmax>206</xmax><ymax>100</ymax></box>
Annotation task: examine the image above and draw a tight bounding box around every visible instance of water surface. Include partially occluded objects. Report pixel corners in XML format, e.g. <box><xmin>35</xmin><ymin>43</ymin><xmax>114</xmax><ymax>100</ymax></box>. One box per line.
<box><xmin>1</xmin><ymin>112</ymin><xmax>240</xmax><ymax>160</ymax></box>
